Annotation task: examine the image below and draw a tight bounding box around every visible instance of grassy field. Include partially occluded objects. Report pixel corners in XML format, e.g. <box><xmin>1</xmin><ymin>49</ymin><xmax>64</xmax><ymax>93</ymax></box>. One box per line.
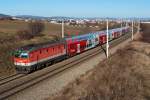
<box><xmin>0</xmin><ymin>20</ymin><xmax>122</xmax><ymax>36</ymax></box>
<box><xmin>0</xmin><ymin>20</ymin><xmax>28</xmax><ymax>35</ymax></box>
<box><xmin>48</xmin><ymin>24</ymin><xmax>150</xmax><ymax>100</ymax></box>
<box><xmin>0</xmin><ymin>20</ymin><xmax>105</xmax><ymax>36</ymax></box>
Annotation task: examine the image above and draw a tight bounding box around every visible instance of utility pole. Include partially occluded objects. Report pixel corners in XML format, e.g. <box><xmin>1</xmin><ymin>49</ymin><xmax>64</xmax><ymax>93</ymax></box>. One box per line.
<box><xmin>62</xmin><ymin>20</ymin><xmax>64</xmax><ymax>38</ymax></box>
<box><xmin>138</xmin><ymin>20</ymin><xmax>140</xmax><ymax>33</ymax></box>
<box><xmin>131</xmin><ymin>20</ymin><xmax>134</xmax><ymax>40</ymax></box>
<box><xmin>106</xmin><ymin>19</ymin><xmax>109</xmax><ymax>58</ymax></box>
<box><xmin>126</xmin><ymin>20</ymin><xmax>128</xmax><ymax>27</ymax></box>
<box><xmin>121</xmin><ymin>19</ymin><xmax>123</xmax><ymax>34</ymax></box>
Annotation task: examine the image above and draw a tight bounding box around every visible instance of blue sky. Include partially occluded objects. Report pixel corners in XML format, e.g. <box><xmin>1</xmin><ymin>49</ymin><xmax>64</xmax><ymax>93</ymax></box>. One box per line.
<box><xmin>0</xmin><ymin>0</ymin><xmax>149</xmax><ymax>18</ymax></box>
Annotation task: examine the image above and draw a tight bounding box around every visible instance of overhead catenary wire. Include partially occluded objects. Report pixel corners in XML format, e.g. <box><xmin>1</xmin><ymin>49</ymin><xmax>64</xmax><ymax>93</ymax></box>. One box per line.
<box><xmin>121</xmin><ymin>19</ymin><xmax>123</xmax><ymax>34</ymax></box>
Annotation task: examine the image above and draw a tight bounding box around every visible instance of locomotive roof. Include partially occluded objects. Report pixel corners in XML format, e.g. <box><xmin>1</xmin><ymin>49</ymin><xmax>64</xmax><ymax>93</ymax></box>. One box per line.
<box><xmin>16</xmin><ymin>39</ymin><xmax>65</xmax><ymax>52</ymax></box>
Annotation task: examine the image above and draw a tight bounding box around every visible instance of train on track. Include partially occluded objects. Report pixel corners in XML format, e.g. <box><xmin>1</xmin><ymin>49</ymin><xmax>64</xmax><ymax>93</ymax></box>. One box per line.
<box><xmin>13</xmin><ymin>27</ymin><xmax>130</xmax><ymax>73</ymax></box>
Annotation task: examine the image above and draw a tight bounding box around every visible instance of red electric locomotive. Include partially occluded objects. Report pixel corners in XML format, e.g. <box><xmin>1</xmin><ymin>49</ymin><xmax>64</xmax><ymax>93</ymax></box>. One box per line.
<box><xmin>14</xmin><ymin>40</ymin><xmax>66</xmax><ymax>73</ymax></box>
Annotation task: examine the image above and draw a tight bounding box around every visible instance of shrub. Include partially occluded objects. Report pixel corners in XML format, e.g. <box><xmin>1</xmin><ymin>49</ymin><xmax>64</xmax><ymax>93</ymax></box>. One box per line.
<box><xmin>16</xmin><ymin>29</ymin><xmax>33</xmax><ymax>40</ymax></box>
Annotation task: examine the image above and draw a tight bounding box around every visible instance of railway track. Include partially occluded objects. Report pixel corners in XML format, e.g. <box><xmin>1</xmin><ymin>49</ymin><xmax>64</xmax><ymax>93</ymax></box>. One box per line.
<box><xmin>0</xmin><ymin>74</ymin><xmax>17</xmax><ymax>81</ymax></box>
<box><xmin>0</xmin><ymin>33</ymin><xmax>132</xmax><ymax>99</ymax></box>
<box><xmin>0</xmin><ymin>74</ymin><xmax>25</xmax><ymax>86</ymax></box>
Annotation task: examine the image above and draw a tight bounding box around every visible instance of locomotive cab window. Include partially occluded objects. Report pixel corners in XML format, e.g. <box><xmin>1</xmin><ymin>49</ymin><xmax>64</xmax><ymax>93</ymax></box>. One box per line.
<box><xmin>20</xmin><ymin>53</ymin><xmax>29</xmax><ymax>58</ymax></box>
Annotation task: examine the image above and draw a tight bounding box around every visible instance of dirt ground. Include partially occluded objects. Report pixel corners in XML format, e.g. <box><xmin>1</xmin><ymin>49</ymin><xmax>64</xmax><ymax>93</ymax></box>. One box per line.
<box><xmin>48</xmin><ymin>24</ymin><xmax>150</xmax><ymax>100</ymax></box>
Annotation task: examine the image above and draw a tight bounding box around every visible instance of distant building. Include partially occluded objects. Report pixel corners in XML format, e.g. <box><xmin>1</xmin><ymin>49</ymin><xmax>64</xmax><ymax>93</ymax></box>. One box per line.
<box><xmin>12</xmin><ymin>17</ymin><xmax>23</xmax><ymax>20</ymax></box>
<box><xmin>50</xmin><ymin>20</ymin><xmax>58</xmax><ymax>24</ymax></box>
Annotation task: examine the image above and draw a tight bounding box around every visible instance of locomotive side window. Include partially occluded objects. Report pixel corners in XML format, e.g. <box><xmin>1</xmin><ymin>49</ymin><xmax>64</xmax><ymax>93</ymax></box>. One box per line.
<box><xmin>53</xmin><ymin>47</ymin><xmax>55</xmax><ymax>55</ymax></box>
<box><xmin>43</xmin><ymin>49</ymin><xmax>47</xmax><ymax>54</ymax></box>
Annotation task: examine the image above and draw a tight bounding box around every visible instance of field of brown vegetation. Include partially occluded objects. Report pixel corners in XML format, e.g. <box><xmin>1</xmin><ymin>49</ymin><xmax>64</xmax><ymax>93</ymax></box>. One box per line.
<box><xmin>48</xmin><ymin>24</ymin><xmax>150</xmax><ymax>100</ymax></box>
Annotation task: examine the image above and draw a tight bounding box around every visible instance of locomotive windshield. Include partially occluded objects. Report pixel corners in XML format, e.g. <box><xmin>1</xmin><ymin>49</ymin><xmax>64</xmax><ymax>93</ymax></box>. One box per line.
<box><xmin>20</xmin><ymin>53</ymin><xmax>29</xmax><ymax>58</ymax></box>
<box><xmin>14</xmin><ymin>51</ymin><xmax>29</xmax><ymax>59</ymax></box>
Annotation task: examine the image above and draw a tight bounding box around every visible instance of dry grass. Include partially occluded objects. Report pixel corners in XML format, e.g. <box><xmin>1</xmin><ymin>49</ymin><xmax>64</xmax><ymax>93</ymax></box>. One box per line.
<box><xmin>0</xmin><ymin>20</ymin><xmax>28</xmax><ymax>34</ymax></box>
<box><xmin>48</xmin><ymin>42</ymin><xmax>150</xmax><ymax>100</ymax></box>
<box><xmin>48</xmin><ymin>24</ymin><xmax>150</xmax><ymax>100</ymax></box>
<box><xmin>0</xmin><ymin>42</ymin><xmax>20</xmax><ymax>76</ymax></box>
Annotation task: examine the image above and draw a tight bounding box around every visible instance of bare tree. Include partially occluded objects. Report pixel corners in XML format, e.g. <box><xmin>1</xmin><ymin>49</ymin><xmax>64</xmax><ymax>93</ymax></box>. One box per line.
<box><xmin>16</xmin><ymin>29</ymin><xmax>33</xmax><ymax>40</ymax></box>
<box><xmin>28</xmin><ymin>21</ymin><xmax>45</xmax><ymax>35</ymax></box>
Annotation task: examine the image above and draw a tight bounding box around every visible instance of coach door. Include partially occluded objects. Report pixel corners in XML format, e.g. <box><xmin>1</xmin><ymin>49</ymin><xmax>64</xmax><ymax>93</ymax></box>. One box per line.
<box><xmin>95</xmin><ymin>34</ymin><xmax>99</xmax><ymax>45</ymax></box>
<box><xmin>77</xmin><ymin>44</ymin><xmax>80</xmax><ymax>53</ymax></box>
